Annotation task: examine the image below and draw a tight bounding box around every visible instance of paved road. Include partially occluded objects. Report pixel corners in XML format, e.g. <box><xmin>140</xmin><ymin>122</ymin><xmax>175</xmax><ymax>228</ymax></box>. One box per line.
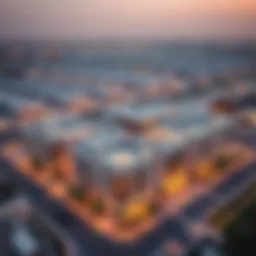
<box><xmin>0</xmin><ymin>128</ymin><xmax>255</xmax><ymax>256</ymax></box>
<box><xmin>0</xmin><ymin>157</ymin><xmax>193</xmax><ymax>256</ymax></box>
<box><xmin>4</xmin><ymin>154</ymin><xmax>254</xmax><ymax>256</ymax></box>
<box><xmin>232</xmin><ymin>128</ymin><xmax>256</xmax><ymax>149</ymax></box>
<box><xmin>182</xmin><ymin>161</ymin><xmax>256</xmax><ymax>221</ymax></box>
<box><xmin>0</xmin><ymin>130</ymin><xmax>193</xmax><ymax>256</ymax></box>
<box><xmin>0</xmin><ymin>130</ymin><xmax>21</xmax><ymax>145</ymax></box>
<box><xmin>238</xmin><ymin>134</ymin><xmax>256</xmax><ymax>149</ymax></box>
<box><xmin>213</xmin><ymin>163</ymin><xmax>255</xmax><ymax>196</ymax></box>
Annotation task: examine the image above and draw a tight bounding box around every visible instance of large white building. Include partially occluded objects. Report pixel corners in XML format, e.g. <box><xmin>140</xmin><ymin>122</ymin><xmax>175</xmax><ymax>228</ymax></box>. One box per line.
<box><xmin>22</xmin><ymin>113</ymin><xmax>99</xmax><ymax>181</ymax></box>
<box><xmin>20</xmin><ymin>91</ymin><xmax>237</xmax><ymax>211</ymax></box>
<box><xmin>75</xmin><ymin>132</ymin><xmax>165</xmax><ymax>202</ymax></box>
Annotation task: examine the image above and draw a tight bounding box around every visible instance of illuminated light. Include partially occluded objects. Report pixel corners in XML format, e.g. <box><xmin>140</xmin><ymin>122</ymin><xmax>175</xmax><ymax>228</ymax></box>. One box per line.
<box><xmin>145</xmin><ymin>128</ymin><xmax>181</xmax><ymax>142</ymax></box>
<box><xmin>108</xmin><ymin>151</ymin><xmax>136</xmax><ymax>169</ymax></box>
<box><xmin>121</xmin><ymin>199</ymin><xmax>148</xmax><ymax>221</ymax></box>
<box><xmin>162</xmin><ymin>172</ymin><xmax>188</xmax><ymax>195</ymax></box>
<box><xmin>196</xmin><ymin>161</ymin><xmax>217</xmax><ymax>181</ymax></box>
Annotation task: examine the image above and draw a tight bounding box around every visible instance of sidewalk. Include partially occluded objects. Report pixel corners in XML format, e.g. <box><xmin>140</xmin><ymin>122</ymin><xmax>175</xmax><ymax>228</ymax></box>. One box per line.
<box><xmin>1</xmin><ymin>139</ymin><xmax>255</xmax><ymax>243</ymax></box>
<box><xmin>1</xmin><ymin>142</ymin><xmax>160</xmax><ymax>242</ymax></box>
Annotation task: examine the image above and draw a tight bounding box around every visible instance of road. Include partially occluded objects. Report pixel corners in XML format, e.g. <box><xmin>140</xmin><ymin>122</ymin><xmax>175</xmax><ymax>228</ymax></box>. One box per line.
<box><xmin>0</xmin><ymin>128</ymin><xmax>255</xmax><ymax>256</ymax></box>
<box><xmin>0</xmin><ymin>157</ymin><xmax>194</xmax><ymax>256</ymax></box>
<box><xmin>0</xmin><ymin>129</ymin><xmax>21</xmax><ymax>145</ymax></box>
<box><xmin>182</xmin><ymin>161</ymin><xmax>256</xmax><ymax>221</ymax></box>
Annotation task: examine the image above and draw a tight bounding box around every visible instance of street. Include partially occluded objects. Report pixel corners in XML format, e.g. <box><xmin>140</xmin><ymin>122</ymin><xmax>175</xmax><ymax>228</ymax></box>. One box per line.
<box><xmin>0</xmin><ymin>157</ymin><xmax>193</xmax><ymax>256</ymax></box>
<box><xmin>0</xmin><ymin>128</ymin><xmax>255</xmax><ymax>256</ymax></box>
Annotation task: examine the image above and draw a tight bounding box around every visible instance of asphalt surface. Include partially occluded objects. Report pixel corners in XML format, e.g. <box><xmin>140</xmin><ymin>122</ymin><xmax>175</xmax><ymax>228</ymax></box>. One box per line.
<box><xmin>0</xmin><ymin>157</ymin><xmax>194</xmax><ymax>256</ymax></box>
<box><xmin>182</xmin><ymin>161</ymin><xmax>256</xmax><ymax>221</ymax></box>
<box><xmin>0</xmin><ymin>130</ymin><xmax>21</xmax><ymax>145</ymax></box>
<box><xmin>0</xmin><ymin>129</ymin><xmax>255</xmax><ymax>256</ymax></box>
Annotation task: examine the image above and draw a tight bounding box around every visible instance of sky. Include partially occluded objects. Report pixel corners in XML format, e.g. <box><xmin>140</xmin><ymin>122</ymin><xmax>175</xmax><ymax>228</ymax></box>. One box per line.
<box><xmin>0</xmin><ymin>0</ymin><xmax>256</xmax><ymax>42</ymax></box>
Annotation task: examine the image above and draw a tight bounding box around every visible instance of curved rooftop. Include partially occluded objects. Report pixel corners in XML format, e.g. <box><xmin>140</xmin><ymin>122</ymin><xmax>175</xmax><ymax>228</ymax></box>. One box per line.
<box><xmin>22</xmin><ymin>113</ymin><xmax>96</xmax><ymax>144</ymax></box>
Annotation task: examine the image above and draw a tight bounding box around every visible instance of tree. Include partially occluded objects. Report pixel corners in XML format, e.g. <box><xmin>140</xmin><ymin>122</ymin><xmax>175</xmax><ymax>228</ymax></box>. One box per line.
<box><xmin>68</xmin><ymin>186</ymin><xmax>85</xmax><ymax>202</ymax></box>
<box><xmin>90</xmin><ymin>197</ymin><xmax>105</xmax><ymax>215</ymax></box>
<box><xmin>148</xmin><ymin>200</ymin><xmax>162</xmax><ymax>216</ymax></box>
<box><xmin>31</xmin><ymin>156</ymin><xmax>44</xmax><ymax>171</ymax></box>
<box><xmin>214</xmin><ymin>154</ymin><xmax>231</xmax><ymax>171</ymax></box>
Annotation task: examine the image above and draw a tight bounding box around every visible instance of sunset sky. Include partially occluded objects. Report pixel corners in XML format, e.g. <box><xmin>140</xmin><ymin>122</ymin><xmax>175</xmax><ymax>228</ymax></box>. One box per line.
<box><xmin>0</xmin><ymin>0</ymin><xmax>255</xmax><ymax>41</ymax></box>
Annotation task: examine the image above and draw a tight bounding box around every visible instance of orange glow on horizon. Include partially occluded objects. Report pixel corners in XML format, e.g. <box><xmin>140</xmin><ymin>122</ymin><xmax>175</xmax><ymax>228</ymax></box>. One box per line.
<box><xmin>0</xmin><ymin>0</ymin><xmax>255</xmax><ymax>40</ymax></box>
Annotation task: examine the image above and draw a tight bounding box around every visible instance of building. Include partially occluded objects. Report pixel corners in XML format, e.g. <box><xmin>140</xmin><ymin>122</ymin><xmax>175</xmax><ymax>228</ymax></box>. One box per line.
<box><xmin>0</xmin><ymin>91</ymin><xmax>47</xmax><ymax>123</ymax></box>
<box><xmin>74</xmin><ymin>126</ymin><xmax>170</xmax><ymax>221</ymax></box>
<box><xmin>21</xmin><ymin>113</ymin><xmax>98</xmax><ymax>182</ymax></box>
<box><xmin>74</xmin><ymin>124</ymin><xmax>132</xmax><ymax>193</ymax></box>
<box><xmin>105</xmin><ymin>100</ymin><xmax>173</xmax><ymax>132</ymax></box>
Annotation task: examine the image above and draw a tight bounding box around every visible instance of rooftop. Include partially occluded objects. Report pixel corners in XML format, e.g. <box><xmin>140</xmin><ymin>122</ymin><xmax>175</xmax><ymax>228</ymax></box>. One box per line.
<box><xmin>75</xmin><ymin>130</ymin><xmax>166</xmax><ymax>174</ymax></box>
<box><xmin>23</xmin><ymin>114</ymin><xmax>96</xmax><ymax>143</ymax></box>
<box><xmin>75</xmin><ymin>125</ymin><xmax>128</xmax><ymax>159</ymax></box>
<box><xmin>103</xmin><ymin>137</ymin><xmax>159</xmax><ymax>173</ymax></box>
<box><xmin>0</xmin><ymin>91</ymin><xmax>44</xmax><ymax>114</ymax></box>
<box><xmin>159</xmin><ymin>107</ymin><xmax>234</xmax><ymax>141</ymax></box>
<box><xmin>106</xmin><ymin>100</ymin><xmax>173</xmax><ymax>123</ymax></box>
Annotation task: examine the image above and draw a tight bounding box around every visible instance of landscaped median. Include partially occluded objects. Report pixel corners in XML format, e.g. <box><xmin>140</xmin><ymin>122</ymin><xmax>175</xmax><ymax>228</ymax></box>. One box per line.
<box><xmin>194</xmin><ymin>141</ymin><xmax>255</xmax><ymax>186</ymax></box>
<box><xmin>1</xmin><ymin>140</ymin><xmax>255</xmax><ymax>243</ymax></box>
<box><xmin>0</xmin><ymin>142</ymin><xmax>165</xmax><ymax>242</ymax></box>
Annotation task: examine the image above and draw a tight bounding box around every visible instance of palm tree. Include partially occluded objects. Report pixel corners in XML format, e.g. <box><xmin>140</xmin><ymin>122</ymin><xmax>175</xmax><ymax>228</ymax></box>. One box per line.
<box><xmin>148</xmin><ymin>199</ymin><xmax>162</xmax><ymax>216</ymax></box>
<box><xmin>68</xmin><ymin>185</ymin><xmax>86</xmax><ymax>202</ymax></box>
<box><xmin>31</xmin><ymin>155</ymin><xmax>44</xmax><ymax>171</ymax></box>
<box><xmin>90</xmin><ymin>196</ymin><xmax>105</xmax><ymax>215</ymax></box>
<box><xmin>214</xmin><ymin>154</ymin><xmax>232</xmax><ymax>172</ymax></box>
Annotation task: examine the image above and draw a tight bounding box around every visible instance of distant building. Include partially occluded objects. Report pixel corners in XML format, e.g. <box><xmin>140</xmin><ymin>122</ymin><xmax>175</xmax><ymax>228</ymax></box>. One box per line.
<box><xmin>105</xmin><ymin>101</ymin><xmax>172</xmax><ymax>132</ymax></box>
<box><xmin>22</xmin><ymin>114</ymin><xmax>98</xmax><ymax>182</ymax></box>
<box><xmin>212</xmin><ymin>98</ymin><xmax>237</xmax><ymax>115</ymax></box>
<box><xmin>0</xmin><ymin>91</ymin><xmax>46</xmax><ymax>123</ymax></box>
